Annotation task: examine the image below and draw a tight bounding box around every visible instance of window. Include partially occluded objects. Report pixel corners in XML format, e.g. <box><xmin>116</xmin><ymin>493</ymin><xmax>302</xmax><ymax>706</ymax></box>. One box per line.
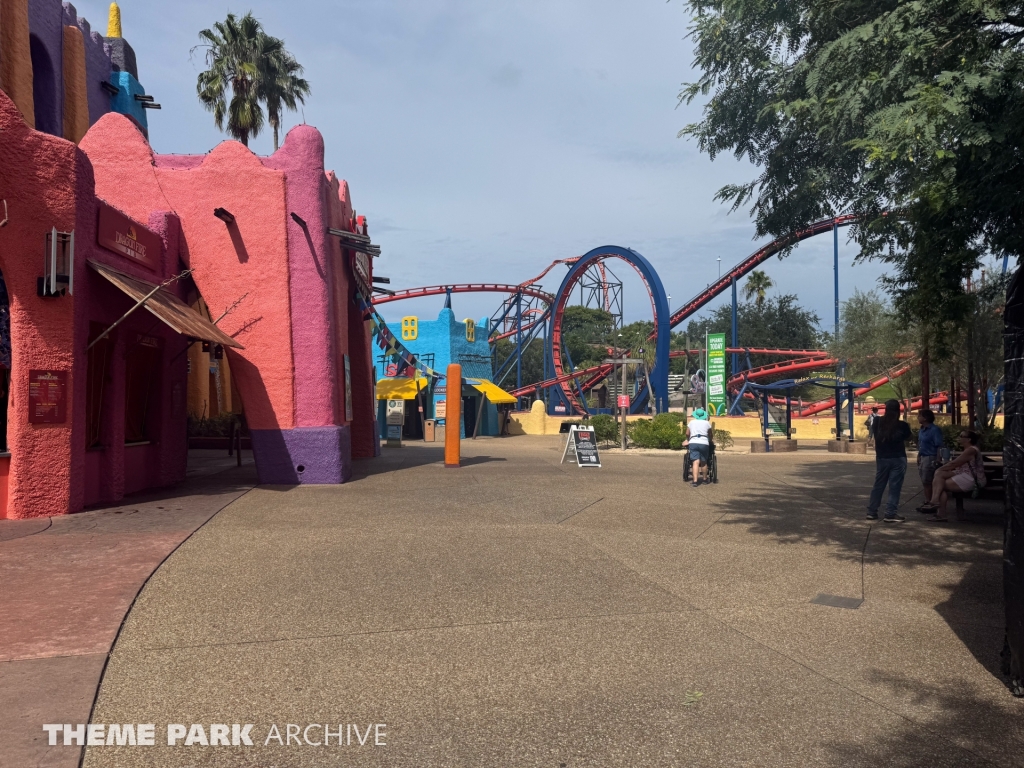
<box><xmin>124</xmin><ymin>335</ymin><xmax>161</xmax><ymax>443</ymax></box>
<box><xmin>86</xmin><ymin>324</ymin><xmax>110</xmax><ymax>448</ymax></box>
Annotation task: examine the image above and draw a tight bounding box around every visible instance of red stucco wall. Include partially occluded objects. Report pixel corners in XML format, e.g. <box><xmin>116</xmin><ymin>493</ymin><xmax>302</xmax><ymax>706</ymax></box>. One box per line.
<box><xmin>81</xmin><ymin>116</ymin><xmax>296</xmax><ymax>433</ymax></box>
<box><xmin>0</xmin><ymin>91</ymin><xmax>82</xmax><ymax>517</ymax></box>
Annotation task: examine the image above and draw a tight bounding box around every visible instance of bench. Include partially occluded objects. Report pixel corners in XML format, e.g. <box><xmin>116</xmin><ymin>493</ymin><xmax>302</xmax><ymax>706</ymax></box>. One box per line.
<box><xmin>949</xmin><ymin>452</ymin><xmax>1003</xmax><ymax>517</ymax></box>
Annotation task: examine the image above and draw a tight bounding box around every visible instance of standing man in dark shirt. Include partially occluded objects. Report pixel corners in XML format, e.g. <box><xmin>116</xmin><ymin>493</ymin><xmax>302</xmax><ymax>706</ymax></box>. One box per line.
<box><xmin>867</xmin><ymin>399</ymin><xmax>912</xmax><ymax>522</ymax></box>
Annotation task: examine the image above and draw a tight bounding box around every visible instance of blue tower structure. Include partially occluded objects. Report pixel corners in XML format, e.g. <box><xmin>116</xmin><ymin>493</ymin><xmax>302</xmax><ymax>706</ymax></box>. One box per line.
<box><xmin>375</xmin><ymin>306</ymin><xmax>508</xmax><ymax>438</ymax></box>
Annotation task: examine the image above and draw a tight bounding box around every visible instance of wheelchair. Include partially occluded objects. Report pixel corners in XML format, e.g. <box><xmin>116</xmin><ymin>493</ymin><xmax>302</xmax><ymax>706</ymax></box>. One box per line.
<box><xmin>683</xmin><ymin>439</ymin><xmax>718</xmax><ymax>483</ymax></box>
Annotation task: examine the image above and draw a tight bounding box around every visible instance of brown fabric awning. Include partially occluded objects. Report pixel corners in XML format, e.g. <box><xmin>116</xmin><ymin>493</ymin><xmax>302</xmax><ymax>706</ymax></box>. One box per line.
<box><xmin>88</xmin><ymin>260</ymin><xmax>243</xmax><ymax>348</ymax></box>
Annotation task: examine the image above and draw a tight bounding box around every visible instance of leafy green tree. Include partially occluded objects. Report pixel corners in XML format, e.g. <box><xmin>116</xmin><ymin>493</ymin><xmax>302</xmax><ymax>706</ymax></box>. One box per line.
<box><xmin>742</xmin><ymin>270</ymin><xmax>773</xmax><ymax>309</ymax></box>
<box><xmin>679</xmin><ymin>0</ymin><xmax>1024</xmax><ymax>344</ymax></box>
<box><xmin>562</xmin><ymin>307</ymin><xmax>616</xmax><ymax>370</ymax></box>
<box><xmin>492</xmin><ymin>337</ymin><xmax>545</xmax><ymax>391</ymax></box>
<box><xmin>682</xmin><ymin>294</ymin><xmax>824</xmax><ymax>368</ymax></box>
<box><xmin>832</xmin><ymin>290</ymin><xmax>918</xmax><ymax>404</ymax></box>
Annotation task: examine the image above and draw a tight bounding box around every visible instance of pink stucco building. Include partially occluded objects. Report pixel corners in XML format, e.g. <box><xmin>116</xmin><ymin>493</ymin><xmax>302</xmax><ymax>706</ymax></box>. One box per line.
<box><xmin>0</xmin><ymin>89</ymin><xmax>379</xmax><ymax>519</ymax></box>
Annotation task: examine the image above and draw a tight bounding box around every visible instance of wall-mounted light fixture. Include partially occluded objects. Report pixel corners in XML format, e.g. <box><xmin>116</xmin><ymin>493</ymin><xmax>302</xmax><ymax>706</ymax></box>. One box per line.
<box><xmin>37</xmin><ymin>228</ymin><xmax>74</xmax><ymax>298</ymax></box>
<box><xmin>213</xmin><ymin>208</ymin><xmax>235</xmax><ymax>225</ymax></box>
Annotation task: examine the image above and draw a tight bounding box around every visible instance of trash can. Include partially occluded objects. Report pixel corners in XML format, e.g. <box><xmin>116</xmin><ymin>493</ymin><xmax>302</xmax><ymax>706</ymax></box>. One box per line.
<box><xmin>425</xmin><ymin>419</ymin><xmax>436</xmax><ymax>442</ymax></box>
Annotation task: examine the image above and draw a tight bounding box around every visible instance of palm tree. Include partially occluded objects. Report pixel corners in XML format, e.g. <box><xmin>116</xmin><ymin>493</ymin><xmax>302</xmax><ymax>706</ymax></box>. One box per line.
<box><xmin>195</xmin><ymin>13</ymin><xmax>267</xmax><ymax>147</ymax></box>
<box><xmin>743</xmin><ymin>270</ymin><xmax>773</xmax><ymax>309</ymax></box>
<box><xmin>259</xmin><ymin>47</ymin><xmax>310</xmax><ymax>151</ymax></box>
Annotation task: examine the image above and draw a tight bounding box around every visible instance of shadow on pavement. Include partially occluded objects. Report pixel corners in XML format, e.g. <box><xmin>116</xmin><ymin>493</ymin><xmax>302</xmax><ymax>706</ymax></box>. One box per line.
<box><xmin>712</xmin><ymin>459</ymin><xmax>1002</xmax><ymax>566</ymax></box>
<box><xmin>826</xmin><ymin>671</ymin><xmax>1024</xmax><ymax>767</ymax></box>
<box><xmin>350</xmin><ymin>446</ymin><xmax>506</xmax><ymax>479</ymax></box>
<box><xmin>715</xmin><ymin>456</ymin><xmax>1013</xmax><ymax>695</ymax></box>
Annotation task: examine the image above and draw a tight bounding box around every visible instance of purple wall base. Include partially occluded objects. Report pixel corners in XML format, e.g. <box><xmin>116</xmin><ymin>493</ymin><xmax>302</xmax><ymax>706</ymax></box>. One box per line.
<box><xmin>250</xmin><ymin>426</ymin><xmax>352</xmax><ymax>484</ymax></box>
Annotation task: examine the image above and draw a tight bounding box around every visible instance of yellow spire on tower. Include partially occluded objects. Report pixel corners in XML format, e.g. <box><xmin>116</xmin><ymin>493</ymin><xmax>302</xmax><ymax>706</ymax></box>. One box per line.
<box><xmin>107</xmin><ymin>2</ymin><xmax>122</xmax><ymax>38</ymax></box>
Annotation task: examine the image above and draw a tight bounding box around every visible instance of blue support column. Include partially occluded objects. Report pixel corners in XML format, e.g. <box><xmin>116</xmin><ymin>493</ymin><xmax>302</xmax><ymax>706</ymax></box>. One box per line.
<box><xmin>834</xmin><ymin>222</ymin><xmax>840</xmax><ymax>332</ymax></box>
<box><xmin>516</xmin><ymin>292</ymin><xmax>523</xmax><ymax>394</ymax></box>
<box><xmin>731</xmin><ymin>275</ymin><xmax>738</xmax><ymax>411</ymax></box>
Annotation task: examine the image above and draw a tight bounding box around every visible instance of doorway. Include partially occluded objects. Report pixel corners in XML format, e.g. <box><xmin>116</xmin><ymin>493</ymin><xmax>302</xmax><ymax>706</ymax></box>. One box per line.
<box><xmin>463</xmin><ymin>396</ymin><xmax>478</xmax><ymax>437</ymax></box>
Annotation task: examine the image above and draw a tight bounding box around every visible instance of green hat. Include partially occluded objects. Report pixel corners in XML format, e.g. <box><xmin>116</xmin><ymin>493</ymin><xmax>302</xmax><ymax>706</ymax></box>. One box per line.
<box><xmin>693</xmin><ymin>408</ymin><xmax>707</xmax><ymax>419</ymax></box>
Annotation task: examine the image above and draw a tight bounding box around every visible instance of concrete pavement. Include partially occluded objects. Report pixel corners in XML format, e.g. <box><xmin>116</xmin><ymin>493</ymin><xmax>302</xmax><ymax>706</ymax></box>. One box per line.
<box><xmin>0</xmin><ymin>451</ymin><xmax>257</xmax><ymax>768</ymax></box>
<box><xmin>14</xmin><ymin>437</ymin><xmax>1022</xmax><ymax>767</ymax></box>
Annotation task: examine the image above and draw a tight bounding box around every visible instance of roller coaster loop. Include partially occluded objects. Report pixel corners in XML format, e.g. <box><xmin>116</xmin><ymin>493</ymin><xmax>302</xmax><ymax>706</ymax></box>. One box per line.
<box><xmin>546</xmin><ymin>246</ymin><xmax>671</xmax><ymax>416</ymax></box>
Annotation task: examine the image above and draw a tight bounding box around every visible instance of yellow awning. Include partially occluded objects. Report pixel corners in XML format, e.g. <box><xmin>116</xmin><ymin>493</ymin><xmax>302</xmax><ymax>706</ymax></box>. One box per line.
<box><xmin>465</xmin><ymin>378</ymin><xmax>517</xmax><ymax>404</ymax></box>
<box><xmin>376</xmin><ymin>377</ymin><xmax>428</xmax><ymax>400</ymax></box>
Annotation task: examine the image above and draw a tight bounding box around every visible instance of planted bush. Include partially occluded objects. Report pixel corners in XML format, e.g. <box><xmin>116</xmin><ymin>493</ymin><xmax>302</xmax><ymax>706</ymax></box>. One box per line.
<box><xmin>628</xmin><ymin>413</ymin><xmax>686</xmax><ymax>450</ymax></box>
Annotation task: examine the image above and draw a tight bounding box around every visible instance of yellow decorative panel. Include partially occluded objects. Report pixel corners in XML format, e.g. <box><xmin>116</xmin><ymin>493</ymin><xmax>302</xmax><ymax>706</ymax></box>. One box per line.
<box><xmin>401</xmin><ymin>316</ymin><xmax>418</xmax><ymax>341</ymax></box>
<box><xmin>464</xmin><ymin>320</ymin><xmax>475</xmax><ymax>343</ymax></box>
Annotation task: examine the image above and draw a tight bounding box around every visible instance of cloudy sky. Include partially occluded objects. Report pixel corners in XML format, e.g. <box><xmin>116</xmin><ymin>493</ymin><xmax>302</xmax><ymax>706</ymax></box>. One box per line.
<box><xmin>74</xmin><ymin>0</ymin><xmax>890</xmax><ymax>331</ymax></box>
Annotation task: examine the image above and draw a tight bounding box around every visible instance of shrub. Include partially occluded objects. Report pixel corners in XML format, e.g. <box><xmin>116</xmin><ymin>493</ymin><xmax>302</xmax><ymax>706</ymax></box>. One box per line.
<box><xmin>588</xmin><ymin>414</ymin><xmax>618</xmax><ymax>444</ymax></box>
<box><xmin>980</xmin><ymin>427</ymin><xmax>1004</xmax><ymax>452</ymax></box>
<box><xmin>628</xmin><ymin>413</ymin><xmax>686</xmax><ymax>450</ymax></box>
<box><xmin>911</xmin><ymin>423</ymin><xmax>1003</xmax><ymax>451</ymax></box>
<box><xmin>712</xmin><ymin>427</ymin><xmax>733</xmax><ymax>449</ymax></box>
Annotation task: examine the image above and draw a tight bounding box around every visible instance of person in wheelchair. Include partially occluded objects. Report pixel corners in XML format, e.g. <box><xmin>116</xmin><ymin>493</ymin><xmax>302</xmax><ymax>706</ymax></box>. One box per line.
<box><xmin>683</xmin><ymin>407</ymin><xmax>714</xmax><ymax>487</ymax></box>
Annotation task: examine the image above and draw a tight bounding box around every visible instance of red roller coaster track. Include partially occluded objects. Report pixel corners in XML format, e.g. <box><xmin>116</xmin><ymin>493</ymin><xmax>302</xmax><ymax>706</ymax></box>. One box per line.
<box><xmin>796</xmin><ymin>360</ymin><xmax>920</xmax><ymax>417</ymax></box>
<box><xmin>657</xmin><ymin>215</ymin><xmax>859</xmax><ymax>334</ymax></box>
<box><xmin>728</xmin><ymin>356</ymin><xmax>837</xmax><ymax>391</ymax></box>
<box><xmin>372</xmin><ymin>283</ymin><xmax>555</xmax><ymax>306</ymax></box>
<box><xmin>508</xmin><ymin>348</ymin><xmax>833</xmax><ymax>400</ymax></box>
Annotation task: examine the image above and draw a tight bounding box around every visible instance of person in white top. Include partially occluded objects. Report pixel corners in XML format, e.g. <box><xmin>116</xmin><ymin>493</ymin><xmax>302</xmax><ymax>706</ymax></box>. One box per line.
<box><xmin>684</xmin><ymin>408</ymin><xmax>713</xmax><ymax>487</ymax></box>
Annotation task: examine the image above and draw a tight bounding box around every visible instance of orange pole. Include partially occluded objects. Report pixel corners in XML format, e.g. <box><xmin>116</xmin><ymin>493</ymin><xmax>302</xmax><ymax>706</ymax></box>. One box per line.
<box><xmin>444</xmin><ymin>364</ymin><xmax>462</xmax><ymax>468</ymax></box>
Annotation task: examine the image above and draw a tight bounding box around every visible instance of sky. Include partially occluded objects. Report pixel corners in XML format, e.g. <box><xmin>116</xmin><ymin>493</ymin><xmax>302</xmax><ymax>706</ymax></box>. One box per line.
<box><xmin>73</xmin><ymin>0</ymin><xmax>891</xmax><ymax>333</ymax></box>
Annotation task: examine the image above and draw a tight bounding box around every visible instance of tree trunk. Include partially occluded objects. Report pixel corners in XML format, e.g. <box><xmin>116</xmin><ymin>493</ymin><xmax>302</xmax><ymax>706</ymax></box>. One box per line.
<box><xmin>968</xmin><ymin>360</ymin><xmax>976</xmax><ymax>429</ymax></box>
<box><xmin>921</xmin><ymin>346</ymin><xmax>930</xmax><ymax>409</ymax></box>
<box><xmin>952</xmin><ymin>377</ymin><xmax>960</xmax><ymax>425</ymax></box>
<box><xmin>979</xmin><ymin>375</ymin><xmax>990</xmax><ymax>430</ymax></box>
<box><xmin>1001</xmin><ymin>267</ymin><xmax>1024</xmax><ymax>696</ymax></box>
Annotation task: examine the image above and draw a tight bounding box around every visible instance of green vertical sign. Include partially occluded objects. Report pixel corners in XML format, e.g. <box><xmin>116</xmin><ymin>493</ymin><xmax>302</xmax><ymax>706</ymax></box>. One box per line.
<box><xmin>707</xmin><ymin>332</ymin><xmax>727</xmax><ymax>416</ymax></box>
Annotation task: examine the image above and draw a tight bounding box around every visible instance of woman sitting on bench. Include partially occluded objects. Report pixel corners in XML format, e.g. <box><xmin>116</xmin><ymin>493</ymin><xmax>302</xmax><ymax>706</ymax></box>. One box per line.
<box><xmin>921</xmin><ymin>430</ymin><xmax>984</xmax><ymax>522</ymax></box>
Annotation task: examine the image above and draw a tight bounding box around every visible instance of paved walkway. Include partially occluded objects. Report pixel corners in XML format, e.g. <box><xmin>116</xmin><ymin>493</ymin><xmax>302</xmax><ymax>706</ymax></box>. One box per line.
<box><xmin>9</xmin><ymin>438</ymin><xmax>1022</xmax><ymax>767</ymax></box>
<box><xmin>0</xmin><ymin>451</ymin><xmax>257</xmax><ymax>768</ymax></box>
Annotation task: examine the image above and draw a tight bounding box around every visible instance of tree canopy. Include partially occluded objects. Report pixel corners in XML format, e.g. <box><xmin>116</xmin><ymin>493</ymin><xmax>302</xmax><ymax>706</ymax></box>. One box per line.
<box><xmin>680</xmin><ymin>294</ymin><xmax>825</xmax><ymax>370</ymax></box>
<box><xmin>832</xmin><ymin>289</ymin><xmax>917</xmax><ymax>401</ymax></box>
<box><xmin>679</xmin><ymin>0</ymin><xmax>1024</xmax><ymax>342</ymax></box>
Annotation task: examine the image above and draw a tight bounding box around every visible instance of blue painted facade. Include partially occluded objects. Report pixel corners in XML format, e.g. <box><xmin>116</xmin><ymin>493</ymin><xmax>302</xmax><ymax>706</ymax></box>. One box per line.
<box><xmin>375</xmin><ymin>308</ymin><xmax>500</xmax><ymax>438</ymax></box>
<box><xmin>109</xmin><ymin>70</ymin><xmax>149</xmax><ymax>134</ymax></box>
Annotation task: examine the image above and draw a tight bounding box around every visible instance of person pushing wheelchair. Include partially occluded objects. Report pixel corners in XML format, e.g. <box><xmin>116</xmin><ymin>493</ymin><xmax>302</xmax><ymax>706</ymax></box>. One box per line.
<box><xmin>683</xmin><ymin>408</ymin><xmax>713</xmax><ymax>487</ymax></box>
